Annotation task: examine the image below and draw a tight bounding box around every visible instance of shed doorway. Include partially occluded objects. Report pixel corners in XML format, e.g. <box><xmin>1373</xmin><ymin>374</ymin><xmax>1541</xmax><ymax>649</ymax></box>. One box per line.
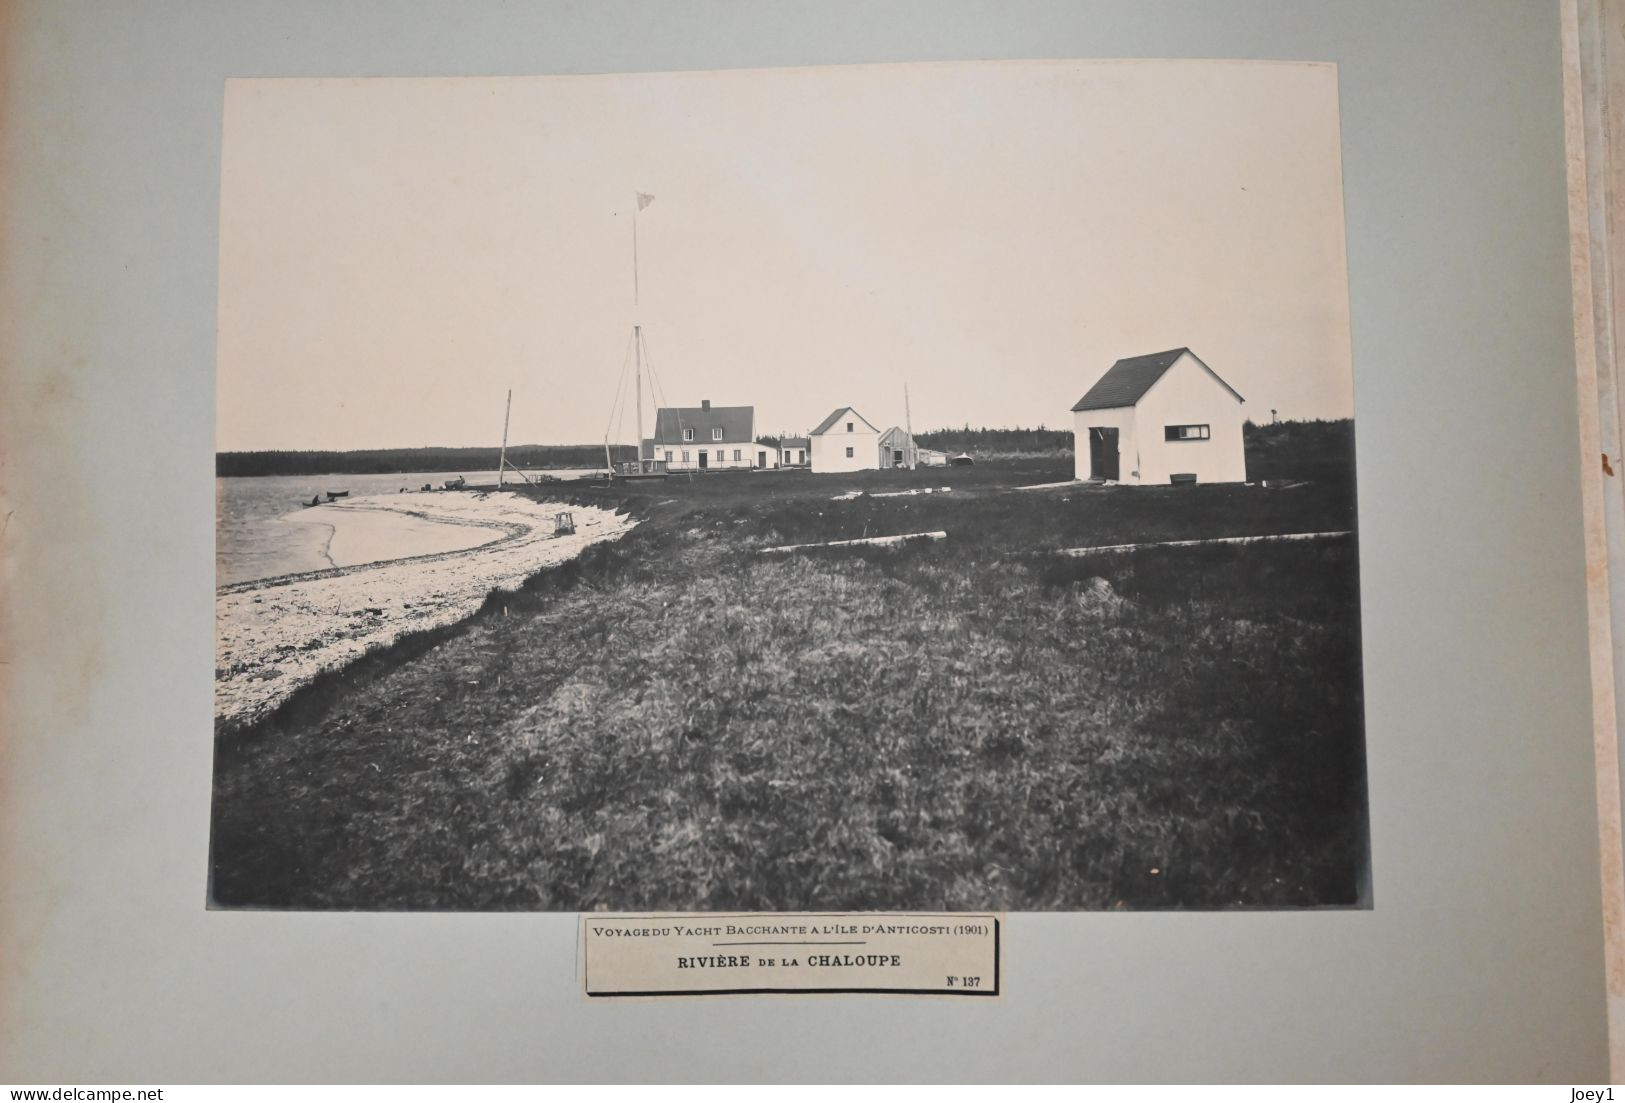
<box><xmin>1088</xmin><ymin>427</ymin><xmax>1119</xmax><ymax>481</ymax></box>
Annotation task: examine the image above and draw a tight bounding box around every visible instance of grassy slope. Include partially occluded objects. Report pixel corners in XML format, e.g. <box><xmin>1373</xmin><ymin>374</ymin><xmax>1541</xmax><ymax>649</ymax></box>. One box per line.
<box><xmin>211</xmin><ymin>444</ymin><xmax>1366</xmax><ymax>910</ymax></box>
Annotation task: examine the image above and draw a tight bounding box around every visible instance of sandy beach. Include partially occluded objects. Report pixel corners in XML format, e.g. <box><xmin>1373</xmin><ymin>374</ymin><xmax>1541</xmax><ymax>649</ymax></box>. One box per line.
<box><xmin>215</xmin><ymin>491</ymin><xmax>635</xmax><ymax>724</ymax></box>
<box><xmin>282</xmin><ymin>497</ymin><xmax>511</xmax><ymax>570</ymax></box>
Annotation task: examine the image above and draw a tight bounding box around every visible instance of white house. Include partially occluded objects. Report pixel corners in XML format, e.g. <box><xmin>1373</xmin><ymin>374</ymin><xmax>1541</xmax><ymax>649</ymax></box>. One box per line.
<box><xmin>808</xmin><ymin>407</ymin><xmax>881</xmax><ymax>473</ymax></box>
<box><xmin>645</xmin><ymin>399</ymin><xmax>758</xmax><ymax>472</ymax></box>
<box><xmin>779</xmin><ymin>436</ymin><xmax>810</xmax><ymax>468</ymax></box>
<box><xmin>1071</xmin><ymin>348</ymin><xmax>1247</xmax><ymax>484</ymax></box>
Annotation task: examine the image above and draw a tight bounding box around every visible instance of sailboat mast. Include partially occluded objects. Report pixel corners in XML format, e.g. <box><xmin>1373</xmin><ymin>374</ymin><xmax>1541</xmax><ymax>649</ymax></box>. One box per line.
<box><xmin>499</xmin><ymin>388</ymin><xmax>512</xmax><ymax>487</ymax></box>
<box><xmin>904</xmin><ymin>382</ymin><xmax>916</xmax><ymax>470</ymax></box>
<box><xmin>635</xmin><ymin>325</ymin><xmax>644</xmax><ymax>471</ymax></box>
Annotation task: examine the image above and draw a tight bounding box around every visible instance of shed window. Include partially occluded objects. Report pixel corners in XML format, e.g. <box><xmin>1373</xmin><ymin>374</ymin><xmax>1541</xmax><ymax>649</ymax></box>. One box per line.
<box><xmin>712</xmin><ymin>427</ymin><xmax>723</xmax><ymax>441</ymax></box>
<box><xmin>845</xmin><ymin>447</ymin><xmax>854</xmax><ymax>458</ymax></box>
<box><xmin>1164</xmin><ymin>424</ymin><xmax>1210</xmax><ymax>441</ymax></box>
<box><xmin>683</xmin><ymin>428</ymin><xmax>694</xmax><ymax>441</ymax></box>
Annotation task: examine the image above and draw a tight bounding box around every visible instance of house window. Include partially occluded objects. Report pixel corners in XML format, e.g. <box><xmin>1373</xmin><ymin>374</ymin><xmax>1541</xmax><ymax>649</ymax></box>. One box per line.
<box><xmin>733</xmin><ymin>449</ymin><xmax>741</xmax><ymax>461</ymax></box>
<box><xmin>712</xmin><ymin>427</ymin><xmax>723</xmax><ymax>441</ymax></box>
<box><xmin>846</xmin><ymin>422</ymin><xmax>854</xmax><ymax>432</ymax></box>
<box><xmin>665</xmin><ymin>450</ymin><xmax>673</xmax><ymax>462</ymax></box>
<box><xmin>845</xmin><ymin>447</ymin><xmax>854</xmax><ymax>458</ymax></box>
<box><xmin>683</xmin><ymin>428</ymin><xmax>694</xmax><ymax>441</ymax></box>
<box><xmin>681</xmin><ymin>449</ymin><xmax>689</xmax><ymax>461</ymax></box>
<box><xmin>1164</xmin><ymin>424</ymin><xmax>1211</xmax><ymax>441</ymax></box>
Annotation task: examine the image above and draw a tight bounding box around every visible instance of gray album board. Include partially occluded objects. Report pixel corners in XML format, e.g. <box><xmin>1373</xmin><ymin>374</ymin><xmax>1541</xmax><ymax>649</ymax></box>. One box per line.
<box><xmin>0</xmin><ymin>0</ymin><xmax>1605</xmax><ymax>1083</ymax></box>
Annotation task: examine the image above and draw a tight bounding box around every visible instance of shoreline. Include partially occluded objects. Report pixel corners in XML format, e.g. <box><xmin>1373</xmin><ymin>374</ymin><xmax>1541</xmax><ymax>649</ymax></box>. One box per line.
<box><xmin>215</xmin><ymin>491</ymin><xmax>636</xmax><ymax>726</ymax></box>
<box><xmin>222</xmin><ymin>498</ymin><xmax>529</xmax><ymax>594</ymax></box>
<box><xmin>215</xmin><ymin>466</ymin><xmax>608</xmax><ymax>481</ymax></box>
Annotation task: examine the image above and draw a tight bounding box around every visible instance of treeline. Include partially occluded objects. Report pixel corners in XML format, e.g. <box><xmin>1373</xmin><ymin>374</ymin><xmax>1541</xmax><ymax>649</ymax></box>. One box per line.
<box><xmin>219</xmin><ymin>419</ymin><xmax>1354</xmax><ymax>477</ymax></box>
<box><xmin>913</xmin><ymin>426</ymin><xmax>1074</xmax><ymax>452</ymax></box>
<box><xmin>1242</xmin><ymin>418</ymin><xmax>1356</xmax><ymax>483</ymax></box>
<box><xmin>904</xmin><ymin>420</ymin><xmax>1356</xmax><ymax>481</ymax></box>
<box><xmin>217</xmin><ymin>444</ymin><xmax>636</xmax><ymax>478</ymax></box>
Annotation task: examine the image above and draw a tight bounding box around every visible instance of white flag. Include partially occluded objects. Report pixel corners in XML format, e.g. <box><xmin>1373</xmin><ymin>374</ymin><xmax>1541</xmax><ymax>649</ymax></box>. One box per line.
<box><xmin>636</xmin><ymin>192</ymin><xmax>655</xmax><ymax>211</ymax></box>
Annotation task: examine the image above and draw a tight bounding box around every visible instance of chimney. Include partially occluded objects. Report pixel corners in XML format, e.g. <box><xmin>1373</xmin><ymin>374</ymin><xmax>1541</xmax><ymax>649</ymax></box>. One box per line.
<box><xmin>701</xmin><ymin>399</ymin><xmax>711</xmax><ymax>410</ymax></box>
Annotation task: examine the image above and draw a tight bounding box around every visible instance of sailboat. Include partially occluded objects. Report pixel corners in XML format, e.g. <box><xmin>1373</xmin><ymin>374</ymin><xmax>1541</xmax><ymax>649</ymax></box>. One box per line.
<box><xmin>494</xmin><ymin>389</ymin><xmax>549</xmax><ymax>488</ymax></box>
<box><xmin>605</xmin><ymin>324</ymin><xmax>670</xmax><ymax>481</ymax></box>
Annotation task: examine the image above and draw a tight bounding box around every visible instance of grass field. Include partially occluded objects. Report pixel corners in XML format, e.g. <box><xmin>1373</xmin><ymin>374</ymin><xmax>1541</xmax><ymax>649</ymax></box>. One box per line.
<box><xmin>211</xmin><ymin>426</ymin><xmax>1367</xmax><ymax>910</ymax></box>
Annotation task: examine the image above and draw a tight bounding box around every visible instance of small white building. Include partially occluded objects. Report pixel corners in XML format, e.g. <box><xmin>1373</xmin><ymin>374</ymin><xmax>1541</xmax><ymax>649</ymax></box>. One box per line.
<box><xmin>1071</xmin><ymin>348</ymin><xmax>1247</xmax><ymax>485</ymax></box>
<box><xmin>809</xmin><ymin>407</ymin><xmax>881</xmax><ymax>473</ymax></box>
<box><xmin>779</xmin><ymin>436</ymin><xmax>810</xmax><ymax>468</ymax></box>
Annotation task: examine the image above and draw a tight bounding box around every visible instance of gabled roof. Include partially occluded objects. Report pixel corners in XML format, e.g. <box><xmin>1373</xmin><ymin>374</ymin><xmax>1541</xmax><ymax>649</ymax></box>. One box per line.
<box><xmin>652</xmin><ymin>404</ymin><xmax>753</xmax><ymax>444</ymax></box>
<box><xmin>1070</xmin><ymin>348</ymin><xmax>1244</xmax><ymax>411</ymax></box>
<box><xmin>809</xmin><ymin>407</ymin><xmax>879</xmax><ymax>436</ymax></box>
<box><xmin>780</xmin><ymin>436</ymin><xmax>810</xmax><ymax>449</ymax></box>
<box><xmin>878</xmin><ymin>426</ymin><xmax>912</xmax><ymax>446</ymax></box>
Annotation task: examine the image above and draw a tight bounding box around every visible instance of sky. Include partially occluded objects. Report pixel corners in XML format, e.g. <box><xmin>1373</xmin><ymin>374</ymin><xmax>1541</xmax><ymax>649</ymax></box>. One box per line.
<box><xmin>216</xmin><ymin>61</ymin><xmax>1354</xmax><ymax>452</ymax></box>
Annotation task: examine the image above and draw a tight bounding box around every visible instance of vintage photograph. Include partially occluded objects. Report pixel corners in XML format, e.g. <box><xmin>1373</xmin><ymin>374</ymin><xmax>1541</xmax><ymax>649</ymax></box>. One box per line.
<box><xmin>211</xmin><ymin>60</ymin><xmax>1366</xmax><ymax>911</ymax></box>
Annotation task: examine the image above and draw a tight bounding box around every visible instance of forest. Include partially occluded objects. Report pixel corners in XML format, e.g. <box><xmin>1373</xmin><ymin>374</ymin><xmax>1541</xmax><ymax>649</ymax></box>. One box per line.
<box><xmin>216</xmin><ymin>444</ymin><xmax>636</xmax><ymax>477</ymax></box>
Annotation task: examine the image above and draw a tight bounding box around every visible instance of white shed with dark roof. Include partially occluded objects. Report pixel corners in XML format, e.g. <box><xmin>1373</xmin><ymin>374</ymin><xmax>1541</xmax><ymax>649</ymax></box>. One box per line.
<box><xmin>1071</xmin><ymin>348</ymin><xmax>1246</xmax><ymax>485</ymax></box>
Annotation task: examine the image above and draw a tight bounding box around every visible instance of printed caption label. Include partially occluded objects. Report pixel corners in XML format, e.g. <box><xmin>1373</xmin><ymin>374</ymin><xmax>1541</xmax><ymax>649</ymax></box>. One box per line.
<box><xmin>581</xmin><ymin>912</ymin><xmax>1001</xmax><ymax>997</ymax></box>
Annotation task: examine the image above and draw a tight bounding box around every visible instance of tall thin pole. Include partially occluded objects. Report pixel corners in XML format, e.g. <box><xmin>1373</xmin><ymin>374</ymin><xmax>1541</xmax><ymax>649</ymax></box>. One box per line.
<box><xmin>904</xmin><ymin>382</ymin><xmax>916</xmax><ymax>470</ymax></box>
<box><xmin>634</xmin><ymin>325</ymin><xmax>644</xmax><ymax>471</ymax></box>
<box><xmin>633</xmin><ymin>199</ymin><xmax>640</xmax><ymax>308</ymax></box>
<box><xmin>499</xmin><ymin>388</ymin><xmax>512</xmax><ymax>487</ymax></box>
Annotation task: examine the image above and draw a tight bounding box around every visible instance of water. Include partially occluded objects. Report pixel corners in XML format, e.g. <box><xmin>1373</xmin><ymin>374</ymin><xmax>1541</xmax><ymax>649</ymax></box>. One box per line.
<box><xmin>215</xmin><ymin>468</ymin><xmax>604</xmax><ymax>587</ymax></box>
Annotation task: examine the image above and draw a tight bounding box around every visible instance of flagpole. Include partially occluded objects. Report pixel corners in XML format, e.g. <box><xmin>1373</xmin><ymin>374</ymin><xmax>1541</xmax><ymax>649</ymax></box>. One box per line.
<box><xmin>632</xmin><ymin>193</ymin><xmax>640</xmax><ymax>309</ymax></box>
